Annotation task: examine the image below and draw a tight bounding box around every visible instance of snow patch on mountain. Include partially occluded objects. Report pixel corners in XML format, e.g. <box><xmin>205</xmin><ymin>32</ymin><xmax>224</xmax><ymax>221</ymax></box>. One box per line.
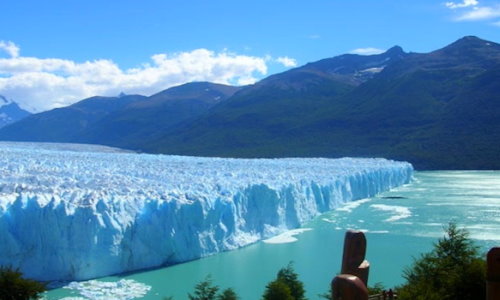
<box><xmin>360</xmin><ymin>67</ymin><xmax>384</xmax><ymax>73</ymax></box>
<box><xmin>0</xmin><ymin>95</ymin><xmax>11</xmax><ymax>108</ymax></box>
<box><xmin>0</xmin><ymin>95</ymin><xmax>31</xmax><ymax>128</ymax></box>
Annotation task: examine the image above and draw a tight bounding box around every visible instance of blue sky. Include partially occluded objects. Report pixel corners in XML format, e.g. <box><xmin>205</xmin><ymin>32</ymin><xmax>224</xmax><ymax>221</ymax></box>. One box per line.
<box><xmin>0</xmin><ymin>0</ymin><xmax>499</xmax><ymax>112</ymax></box>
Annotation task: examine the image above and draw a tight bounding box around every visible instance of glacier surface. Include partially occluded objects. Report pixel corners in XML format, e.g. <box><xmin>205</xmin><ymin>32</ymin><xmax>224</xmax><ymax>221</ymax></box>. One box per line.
<box><xmin>0</xmin><ymin>142</ymin><xmax>413</xmax><ymax>282</ymax></box>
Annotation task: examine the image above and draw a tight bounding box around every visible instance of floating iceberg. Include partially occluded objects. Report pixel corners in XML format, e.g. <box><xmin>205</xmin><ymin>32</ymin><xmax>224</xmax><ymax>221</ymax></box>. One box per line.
<box><xmin>0</xmin><ymin>142</ymin><xmax>413</xmax><ymax>281</ymax></box>
<box><xmin>62</xmin><ymin>279</ymin><xmax>151</xmax><ymax>300</ymax></box>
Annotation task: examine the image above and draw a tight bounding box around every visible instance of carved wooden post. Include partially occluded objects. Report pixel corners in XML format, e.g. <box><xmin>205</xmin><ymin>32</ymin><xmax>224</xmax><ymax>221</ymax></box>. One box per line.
<box><xmin>331</xmin><ymin>230</ymin><xmax>370</xmax><ymax>300</ymax></box>
<box><xmin>487</xmin><ymin>247</ymin><xmax>500</xmax><ymax>300</ymax></box>
<box><xmin>341</xmin><ymin>230</ymin><xmax>370</xmax><ymax>286</ymax></box>
<box><xmin>331</xmin><ymin>274</ymin><xmax>369</xmax><ymax>300</ymax></box>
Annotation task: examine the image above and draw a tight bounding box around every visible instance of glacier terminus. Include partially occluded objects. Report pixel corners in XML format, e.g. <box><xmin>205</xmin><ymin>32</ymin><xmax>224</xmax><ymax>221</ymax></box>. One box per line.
<box><xmin>0</xmin><ymin>142</ymin><xmax>413</xmax><ymax>282</ymax></box>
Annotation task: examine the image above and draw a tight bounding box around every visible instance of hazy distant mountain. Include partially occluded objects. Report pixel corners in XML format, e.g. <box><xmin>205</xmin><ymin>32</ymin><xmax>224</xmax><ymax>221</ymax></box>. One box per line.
<box><xmin>0</xmin><ymin>94</ymin><xmax>147</xmax><ymax>142</ymax></box>
<box><xmin>145</xmin><ymin>36</ymin><xmax>500</xmax><ymax>170</ymax></box>
<box><xmin>0</xmin><ymin>82</ymin><xmax>241</xmax><ymax>146</ymax></box>
<box><xmin>0</xmin><ymin>95</ymin><xmax>31</xmax><ymax>128</ymax></box>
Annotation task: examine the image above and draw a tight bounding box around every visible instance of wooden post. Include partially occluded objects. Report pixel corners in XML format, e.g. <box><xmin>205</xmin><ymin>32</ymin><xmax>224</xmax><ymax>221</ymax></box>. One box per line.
<box><xmin>341</xmin><ymin>230</ymin><xmax>370</xmax><ymax>286</ymax></box>
<box><xmin>487</xmin><ymin>247</ymin><xmax>500</xmax><ymax>300</ymax></box>
<box><xmin>331</xmin><ymin>274</ymin><xmax>369</xmax><ymax>300</ymax></box>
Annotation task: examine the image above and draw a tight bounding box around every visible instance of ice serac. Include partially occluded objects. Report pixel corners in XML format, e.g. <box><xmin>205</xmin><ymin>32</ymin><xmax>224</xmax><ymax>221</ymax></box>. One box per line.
<box><xmin>0</xmin><ymin>142</ymin><xmax>413</xmax><ymax>282</ymax></box>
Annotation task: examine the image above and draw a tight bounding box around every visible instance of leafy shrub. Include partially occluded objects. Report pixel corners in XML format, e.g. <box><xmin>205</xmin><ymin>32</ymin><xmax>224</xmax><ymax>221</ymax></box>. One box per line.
<box><xmin>0</xmin><ymin>266</ymin><xmax>46</xmax><ymax>300</ymax></box>
<box><xmin>397</xmin><ymin>223</ymin><xmax>486</xmax><ymax>300</ymax></box>
<box><xmin>217</xmin><ymin>288</ymin><xmax>239</xmax><ymax>300</ymax></box>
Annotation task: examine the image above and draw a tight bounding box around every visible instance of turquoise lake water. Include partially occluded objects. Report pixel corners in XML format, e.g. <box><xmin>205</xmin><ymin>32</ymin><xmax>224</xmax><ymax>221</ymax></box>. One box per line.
<box><xmin>44</xmin><ymin>171</ymin><xmax>500</xmax><ymax>299</ymax></box>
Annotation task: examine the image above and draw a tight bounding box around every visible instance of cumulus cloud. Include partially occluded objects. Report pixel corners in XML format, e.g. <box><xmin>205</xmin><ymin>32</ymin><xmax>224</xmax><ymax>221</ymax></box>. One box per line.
<box><xmin>349</xmin><ymin>48</ymin><xmax>386</xmax><ymax>55</ymax></box>
<box><xmin>445</xmin><ymin>0</ymin><xmax>479</xmax><ymax>9</ymax></box>
<box><xmin>276</xmin><ymin>56</ymin><xmax>298</xmax><ymax>67</ymax></box>
<box><xmin>446</xmin><ymin>1</ymin><xmax>500</xmax><ymax>23</ymax></box>
<box><xmin>455</xmin><ymin>5</ymin><xmax>500</xmax><ymax>20</ymax></box>
<box><xmin>0</xmin><ymin>45</ymin><xmax>277</xmax><ymax>112</ymax></box>
<box><xmin>0</xmin><ymin>41</ymin><xmax>20</xmax><ymax>58</ymax></box>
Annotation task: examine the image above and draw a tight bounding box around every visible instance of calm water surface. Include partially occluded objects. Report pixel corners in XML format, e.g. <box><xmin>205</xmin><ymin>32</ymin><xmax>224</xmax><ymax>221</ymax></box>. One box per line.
<box><xmin>44</xmin><ymin>171</ymin><xmax>500</xmax><ymax>299</ymax></box>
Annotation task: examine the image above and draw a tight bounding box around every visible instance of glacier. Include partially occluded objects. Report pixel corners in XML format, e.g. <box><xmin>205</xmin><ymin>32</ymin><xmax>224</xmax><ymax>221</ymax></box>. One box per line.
<box><xmin>0</xmin><ymin>142</ymin><xmax>413</xmax><ymax>282</ymax></box>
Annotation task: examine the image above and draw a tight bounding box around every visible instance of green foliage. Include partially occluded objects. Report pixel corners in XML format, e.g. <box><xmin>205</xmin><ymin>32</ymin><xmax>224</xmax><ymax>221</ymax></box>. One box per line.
<box><xmin>0</xmin><ymin>266</ymin><xmax>46</xmax><ymax>300</ymax></box>
<box><xmin>145</xmin><ymin>37</ymin><xmax>500</xmax><ymax>170</ymax></box>
<box><xmin>262</xmin><ymin>280</ymin><xmax>294</xmax><ymax>300</ymax></box>
<box><xmin>262</xmin><ymin>262</ymin><xmax>307</xmax><ymax>300</ymax></box>
<box><xmin>188</xmin><ymin>276</ymin><xmax>219</xmax><ymax>300</ymax></box>
<box><xmin>186</xmin><ymin>276</ymin><xmax>240</xmax><ymax>300</ymax></box>
<box><xmin>397</xmin><ymin>223</ymin><xmax>486</xmax><ymax>300</ymax></box>
<box><xmin>217</xmin><ymin>288</ymin><xmax>239</xmax><ymax>300</ymax></box>
<box><xmin>276</xmin><ymin>263</ymin><xmax>307</xmax><ymax>300</ymax></box>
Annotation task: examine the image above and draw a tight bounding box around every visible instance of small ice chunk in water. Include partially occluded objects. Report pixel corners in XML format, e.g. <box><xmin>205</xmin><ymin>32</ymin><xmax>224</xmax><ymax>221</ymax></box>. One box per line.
<box><xmin>263</xmin><ymin>228</ymin><xmax>313</xmax><ymax>244</ymax></box>
<box><xmin>370</xmin><ymin>204</ymin><xmax>411</xmax><ymax>222</ymax></box>
<box><xmin>63</xmin><ymin>279</ymin><xmax>151</xmax><ymax>300</ymax></box>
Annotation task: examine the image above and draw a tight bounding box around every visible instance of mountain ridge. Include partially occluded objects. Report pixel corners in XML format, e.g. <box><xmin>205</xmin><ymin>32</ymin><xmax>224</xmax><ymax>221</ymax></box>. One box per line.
<box><xmin>144</xmin><ymin>36</ymin><xmax>500</xmax><ymax>169</ymax></box>
<box><xmin>0</xmin><ymin>95</ymin><xmax>31</xmax><ymax>129</ymax></box>
<box><xmin>0</xmin><ymin>82</ymin><xmax>241</xmax><ymax>146</ymax></box>
<box><xmin>0</xmin><ymin>36</ymin><xmax>499</xmax><ymax>170</ymax></box>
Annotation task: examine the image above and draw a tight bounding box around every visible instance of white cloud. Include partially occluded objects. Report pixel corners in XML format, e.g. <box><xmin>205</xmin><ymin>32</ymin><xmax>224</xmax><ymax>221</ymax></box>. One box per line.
<box><xmin>308</xmin><ymin>34</ymin><xmax>321</xmax><ymax>40</ymax></box>
<box><xmin>0</xmin><ymin>45</ymin><xmax>272</xmax><ymax>112</ymax></box>
<box><xmin>455</xmin><ymin>5</ymin><xmax>500</xmax><ymax>20</ymax></box>
<box><xmin>349</xmin><ymin>47</ymin><xmax>385</xmax><ymax>55</ymax></box>
<box><xmin>445</xmin><ymin>0</ymin><xmax>479</xmax><ymax>9</ymax></box>
<box><xmin>276</xmin><ymin>56</ymin><xmax>298</xmax><ymax>68</ymax></box>
<box><xmin>0</xmin><ymin>41</ymin><xmax>20</xmax><ymax>58</ymax></box>
<box><xmin>493</xmin><ymin>20</ymin><xmax>500</xmax><ymax>25</ymax></box>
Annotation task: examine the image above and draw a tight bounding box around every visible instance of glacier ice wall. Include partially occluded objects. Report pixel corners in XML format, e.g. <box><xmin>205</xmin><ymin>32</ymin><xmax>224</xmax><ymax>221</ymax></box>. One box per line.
<box><xmin>0</xmin><ymin>142</ymin><xmax>413</xmax><ymax>282</ymax></box>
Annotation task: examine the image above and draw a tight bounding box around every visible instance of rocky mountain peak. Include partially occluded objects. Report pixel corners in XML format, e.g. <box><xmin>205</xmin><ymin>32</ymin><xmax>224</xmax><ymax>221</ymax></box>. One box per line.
<box><xmin>0</xmin><ymin>95</ymin><xmax>11</xmax><ymax>107</ymax></box>
<box><xmin>437</xmin><ymin>35</ymin><xmax>500</xmax><ymax>55</ymax></box>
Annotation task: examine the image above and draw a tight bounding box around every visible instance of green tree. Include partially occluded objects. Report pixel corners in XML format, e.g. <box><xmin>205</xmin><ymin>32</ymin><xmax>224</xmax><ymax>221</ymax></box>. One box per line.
<box><xmin>397</xmin><ymin>223</ymin><xmax>486</xmax><ymax>300</ymax></box>
<box><xmin>0</xmin><ymin>266</ymin><xmax>46</xmax><ymax>300</ymax></box>
<box><xmin>276</xmin><ymin>263</ymin><xmax>307</xmax><ymax>300</ymax></box>
<box><xmin>262</xmin><ymin>262</ymin><xmax>307</xmax><ymax>300</ymax></box>
<box><xmin>262</xmin><ymin>280</ymin><xmax>294</xmax><ymax>300</ymax></box>
<box><xmin>217</xmin><ymin>288</ymin><xmax>239</xmax><ymax>300</ymax></box>
<box><xmin>188</xmin><ymin>276</ymin><xmax>219</xmax><ymax>300</ymax></box>
<box><xmin>186</xmin><ymin>277</ymin><xmax>240</xmax><ymax>300</ymax></box>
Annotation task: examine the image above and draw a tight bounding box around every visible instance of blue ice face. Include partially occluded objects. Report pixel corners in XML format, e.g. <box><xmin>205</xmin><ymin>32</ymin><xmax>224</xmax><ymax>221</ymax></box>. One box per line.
<box><xmin>0</xmin><ymin>141</ymin><xmax>413</xmax><ymax>281</ymax></box>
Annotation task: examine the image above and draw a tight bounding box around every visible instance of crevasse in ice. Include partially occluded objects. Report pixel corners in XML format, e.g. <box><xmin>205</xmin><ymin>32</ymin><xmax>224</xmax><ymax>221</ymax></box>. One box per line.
<box><xmin>0</xmin><ymin>142</ymin><xmax>413</xmax><ymax>281</ymax></box>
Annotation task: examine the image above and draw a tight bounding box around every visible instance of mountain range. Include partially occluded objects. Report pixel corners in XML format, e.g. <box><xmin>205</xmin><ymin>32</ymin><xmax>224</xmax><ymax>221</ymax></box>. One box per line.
<box><xmin>0</xmin><ymin>95</ymin><xmax>31</xmax><ymax>129</ymax></box>
<box><xmin>0</xmin><ymin>36</ymin><xmax>498</xmax><ymax>170</ymax></box>
<box><xmin>0</xmin><ymin>83</ymin><xmax>240</xmax><ymax>147</ymax></box>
